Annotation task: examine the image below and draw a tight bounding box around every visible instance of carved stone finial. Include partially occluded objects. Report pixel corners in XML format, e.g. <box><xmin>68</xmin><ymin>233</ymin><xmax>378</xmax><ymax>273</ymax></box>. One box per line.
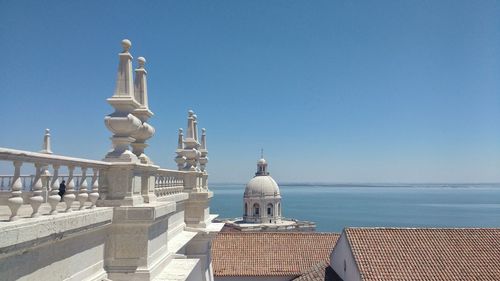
<box><xmin>104</xmin><ymin>39</ymin><xmax>141</xmax><ymax>163</ymax></box>
<box><xmin>121</xmin><ymin>39</ymin><xmax>132</xmax><ymax>52</ymax></box>
<box><xmin>41</xmin><ymin>128</ymin><xmax>53</xmax><ymax>154</ymax></box>
<box><xmin>177</xmin><ymin>110</ymin><xmax>204</xmax><ymax>171</ymax></box>
<box><xmin>131</xmin><ymin>54</ymin><xmax>154</xmax><ymax>164</ymax></box>
<box><xmin>137</xmin><ymin>56</ymin><xmax>146</xmax><ymax>68</ymax></box>
<box><xmin>199</xmin><ymin>128</ymin><xmax>208</xmax><ymax>172</ymax></box>
<box><xmin>177</xmin><ymin>128</ymin><xmax>184</xmax><ymax>149</ymax></box>
<box><xmin>201</xmin><ymin>128</ymin><xmax>207</xmax><ymax>149</ymax></box>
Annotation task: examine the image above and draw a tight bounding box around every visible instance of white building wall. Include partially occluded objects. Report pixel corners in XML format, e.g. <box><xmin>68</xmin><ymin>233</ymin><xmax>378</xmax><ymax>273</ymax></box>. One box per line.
<box><xmin>0</xmin><ymin>209</ymin><xmax>113</xmax><ymax>281</ymax></box>
<box><xmin>329</xmin><ymin>233</ymin><xmax>362</xmax><ymax>281</ymax></box>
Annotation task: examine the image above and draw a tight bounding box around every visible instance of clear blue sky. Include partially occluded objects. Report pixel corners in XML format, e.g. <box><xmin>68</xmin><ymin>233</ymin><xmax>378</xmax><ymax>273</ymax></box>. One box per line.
<box><xmin>0</xmin><ymin>0</ymin><xmax>499</xmax><ymax>183</ymax></box>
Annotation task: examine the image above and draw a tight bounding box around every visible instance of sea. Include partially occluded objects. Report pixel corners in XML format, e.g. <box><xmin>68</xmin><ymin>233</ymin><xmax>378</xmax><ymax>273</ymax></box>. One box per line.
<box><xmin>210</xmin><ymin>183</ymin><xmax>500</xmax><ymax>232</ymax></box>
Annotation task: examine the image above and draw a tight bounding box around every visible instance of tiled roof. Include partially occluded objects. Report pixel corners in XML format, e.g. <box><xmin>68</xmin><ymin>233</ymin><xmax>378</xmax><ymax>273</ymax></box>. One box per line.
<box><xmin>212</xmin><ymin>232</ymin><xmax>339</xmax><ymax>277</ymax></box>
<box><xmin>292</xmin><ymin>261</ymin><xmax>342</xmax><ymax>281</ymax></box>
<box><xmin>344</xmin><ymin>228</ymin><xmax>500</xmax><ymax>281</ymax></box>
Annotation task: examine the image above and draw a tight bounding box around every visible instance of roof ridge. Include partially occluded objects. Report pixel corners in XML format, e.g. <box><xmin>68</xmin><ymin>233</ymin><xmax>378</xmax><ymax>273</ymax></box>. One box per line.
<box><xmin>345</xmin><ymin>227</ymin><xmax>500</xmax><ymax>230</ymax></box>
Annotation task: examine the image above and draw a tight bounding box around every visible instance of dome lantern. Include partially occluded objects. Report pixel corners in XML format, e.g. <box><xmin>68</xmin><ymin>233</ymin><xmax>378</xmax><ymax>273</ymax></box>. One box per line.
<box><xmin>255</xmin><ymin>148</ymin><xmax>269</xmax><ymax>176</ymax></box>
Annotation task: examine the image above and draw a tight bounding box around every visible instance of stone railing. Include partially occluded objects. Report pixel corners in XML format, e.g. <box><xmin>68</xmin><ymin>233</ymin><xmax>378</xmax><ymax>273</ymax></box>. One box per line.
<box><xmin>154</xmin><ymin>169</ymin><xmax>185</xmax><ymax>197</ymax></box>
<box><xmin>0</xmin><ymin>147</ymin><xmax>109</xmax><ymax>221</ymax></box>
<box><xmin>1</xmin><ymin>175</ymin><xmax>97</xmax><ymax>192</ymax></box>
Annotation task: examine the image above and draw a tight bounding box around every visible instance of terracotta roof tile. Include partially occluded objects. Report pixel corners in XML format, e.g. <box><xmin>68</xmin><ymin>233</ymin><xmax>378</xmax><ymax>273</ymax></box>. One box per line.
<box><xmin>344</xmin><ymin>228</ymin><xmax>500</xmax><ymax>281</ymax></box>
<box><xmin>212</xmin><ymin>232</ymin><xmax>339</xmax><ymax>277</ymax></box>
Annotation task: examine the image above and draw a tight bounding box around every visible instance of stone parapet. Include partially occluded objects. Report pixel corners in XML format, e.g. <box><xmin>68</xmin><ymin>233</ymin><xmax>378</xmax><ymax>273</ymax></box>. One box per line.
<box><xmin>0</xmin><ymin>207</ymin><xmax>113</xmax><ymax>281</ymax></box>
<box><xmin>106</xmin><ymin>202</ymin><xmax>177</xmax><ymax>281</ymax></box>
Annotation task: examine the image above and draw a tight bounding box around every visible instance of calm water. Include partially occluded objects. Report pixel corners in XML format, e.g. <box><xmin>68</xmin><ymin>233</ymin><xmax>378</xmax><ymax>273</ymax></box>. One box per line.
<box><xmin>210</xmin><ymin>183</ymin><xmax>500</xmax><ymax>232</ymax></box>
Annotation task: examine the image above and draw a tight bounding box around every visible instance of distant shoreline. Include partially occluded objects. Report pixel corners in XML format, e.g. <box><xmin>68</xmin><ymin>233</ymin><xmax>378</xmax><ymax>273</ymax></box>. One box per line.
<box><xmin>211</xmin><ymin>182</ymin><xmax>500</xmax><ymax>187</ymax></box>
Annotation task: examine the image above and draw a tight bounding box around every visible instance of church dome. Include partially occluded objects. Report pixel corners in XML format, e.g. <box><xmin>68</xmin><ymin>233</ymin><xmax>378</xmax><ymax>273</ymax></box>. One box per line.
<box><xmin>243</xmin><ymin>154</ymin><xmax>283</xmax><ymax>224</ymax></box>
<box><xmin>244</xmin><ymin>175</ymin><xmax>281</xmax><ymax>198</ymax></box>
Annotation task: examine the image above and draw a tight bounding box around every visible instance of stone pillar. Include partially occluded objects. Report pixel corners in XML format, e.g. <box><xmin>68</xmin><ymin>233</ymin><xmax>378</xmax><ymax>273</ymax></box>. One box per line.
<box><xmin>184</xmin><ymin>167</ymin><xmax>223</xmax><ymax>281</ymax></box>
<box><xmin>138</xmin><ymin>164</ymin><xmax>158</xmax><ymax>204</ymax></box>
<box><xmin>105</xmin><ymin>203</ymin><xmax>175</xmax><ymax>281</ymax></box>
<box><xmin>97</xmin><ymin>163</ymin><xmax>144</xmax><ymax>207</ymax></box>
<box><xmin>183</xmin><ymin>171</ymin><xmax>213</xmax><ymax>228</ymax></box>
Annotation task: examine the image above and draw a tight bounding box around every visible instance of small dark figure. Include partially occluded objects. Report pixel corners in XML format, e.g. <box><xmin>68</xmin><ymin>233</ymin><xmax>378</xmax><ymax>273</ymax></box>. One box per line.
<box><xmin>58</xmin><ymin>180</ymin><xmax>66</xmax><ymax>200</ymax></box>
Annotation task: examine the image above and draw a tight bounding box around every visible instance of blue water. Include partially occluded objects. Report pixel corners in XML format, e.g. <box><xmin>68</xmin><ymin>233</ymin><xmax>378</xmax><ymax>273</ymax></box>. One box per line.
<box><xmin>210</xmin><ymin>183</ymin><xmax>500</xmax><ymax>232</ymax></box>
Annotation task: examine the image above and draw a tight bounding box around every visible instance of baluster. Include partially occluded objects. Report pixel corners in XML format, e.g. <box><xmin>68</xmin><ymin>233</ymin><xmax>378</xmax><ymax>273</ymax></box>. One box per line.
<box><xmin>7</xmin><ymin>161</ymin><xmax>24</xmax><ymax>221</ymax></box>
<box><xmin>166</xmin><ymin>177</ymin><xmax>169</xmax><ymax>194</ymax></box>
<box><xmin>163</xmin><ymin>177</ymin><xmax>167</xmax><ymax>195</ymax></box>
<box><xmin>159</xmin><ymin>177</ymin><xmax>163</xmax><ymax>196</ymax></box>
<box><xmin>89</xmin><ymin>168</ymin><xmax>99</xmax><ymax>208</ymax></box>
<box><xmin>77</xmin><ymin>167</ymin><xmax>89</xmax><ymax>210</ymax></box>
<box><xmin>29</xmin><ymin>163</ymin><xmax>44</xmax><ymax>217</ymax></box>
<box><xmin>158</xmin><ymin>177</ymin><xmax>162</xmax><ymax>196</ymax></box>
<box><xmin>165</xmin><ymin>177</ymin><xmax>169</xmax><ymax>195</ymax></box>
<box><xmin>40</xmin><ymin>165</ymin><xmax>51</xmax><ymax>198</ymax></box>
<box><xmin>155</xmin><ymin>176</ymin><xmax>159</xmax><ymax>196</ymax></box>
<box><xmin>64</xmin><ymin>166</ymin><xmax>76</xmax><ymax>212</ymax></box>
<box><xmin>48</xmin><ymin>165</ymin><xmax>61</xmax><ymax>215</ymax></box>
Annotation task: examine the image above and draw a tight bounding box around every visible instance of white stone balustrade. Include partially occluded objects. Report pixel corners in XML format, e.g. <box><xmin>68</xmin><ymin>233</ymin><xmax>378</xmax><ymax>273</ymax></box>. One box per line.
<box><xmin>155</xmin><ymin>169</ymin><xmax>185</xmax><ymax>197</ymax></box>
<box><xmin>0</xmin><ymin>174</ymin><xmax>95</xmax><ymax>192</ymax></box>
<box><xmin>0</xmin><ymin>147</ymin><xmax>108</xmax><ymax>221</ymax></box>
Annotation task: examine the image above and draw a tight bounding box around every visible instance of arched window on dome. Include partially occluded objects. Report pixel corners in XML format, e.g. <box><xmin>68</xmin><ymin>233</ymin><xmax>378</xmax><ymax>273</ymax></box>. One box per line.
<box><xmin>253</xmin><ymin>203</ymin><xmax>260</xmax><ymax>216</ymax></box>
<box><xmin>244</xmin><ymin>203</ymin><xmax>248</xmax><ymax>216</ymax></box>
<box><xmin>267</xmin><ymin>203</ymin><xmax>273</xmax><ymax>216</ymax></box>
